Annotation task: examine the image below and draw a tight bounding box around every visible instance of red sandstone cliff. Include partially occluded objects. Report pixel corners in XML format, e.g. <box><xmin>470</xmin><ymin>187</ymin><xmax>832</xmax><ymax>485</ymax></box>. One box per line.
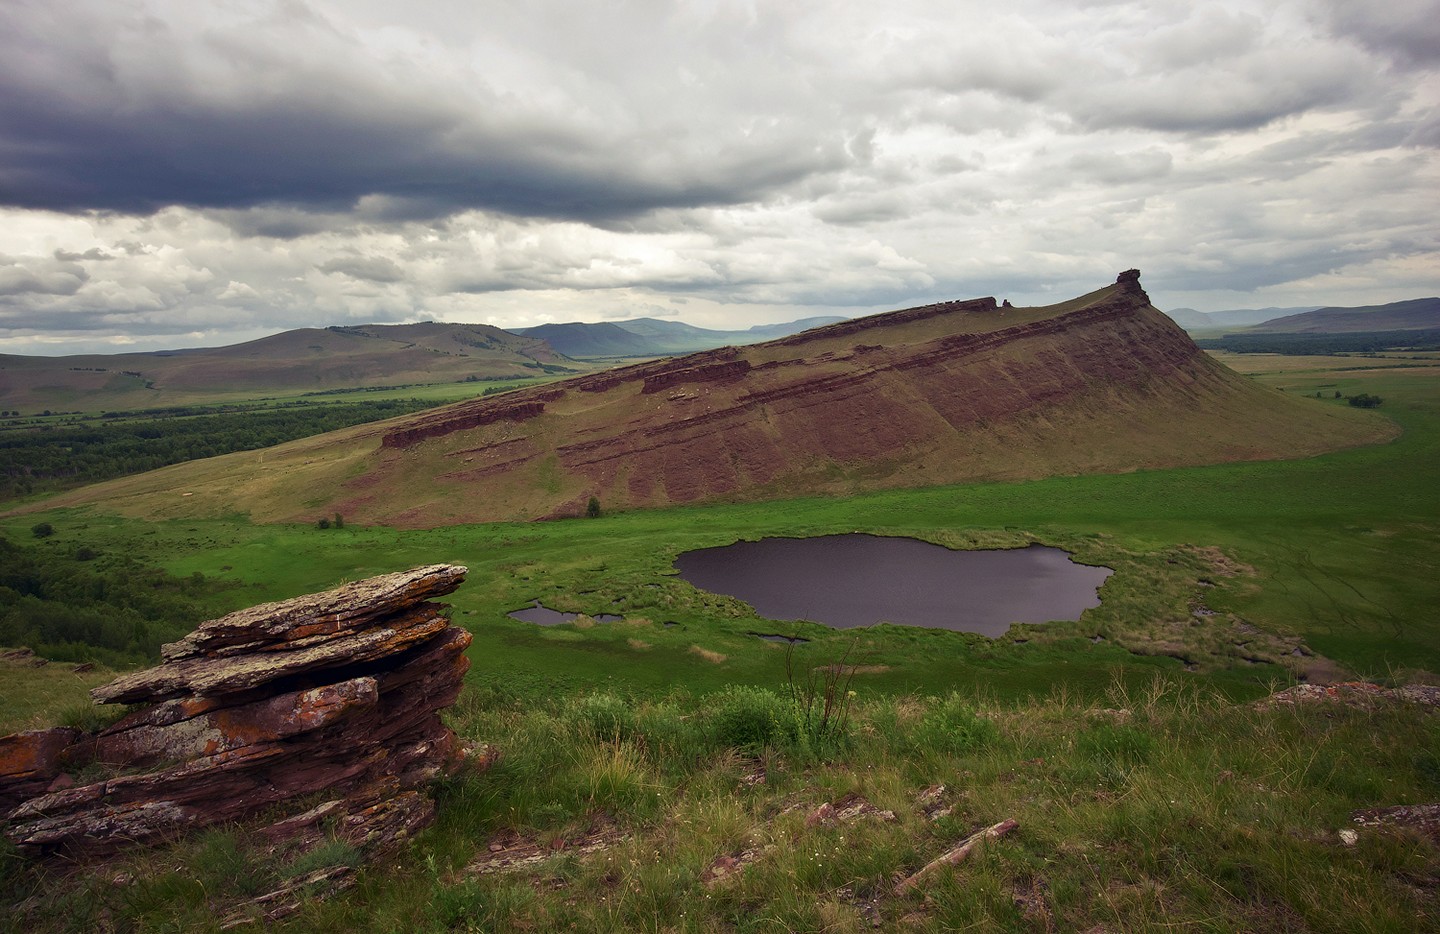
<box><xmin>324</xmin><ymin>270</ymin><xmax>1382</xmax><ymax>525</ymax></box>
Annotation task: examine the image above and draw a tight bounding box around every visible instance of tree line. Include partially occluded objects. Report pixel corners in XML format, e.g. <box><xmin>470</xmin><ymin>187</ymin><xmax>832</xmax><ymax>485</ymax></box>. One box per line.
<box><xmin>0</xmin><ymin>398</ymin><xmax>437</xmax><ymax>499</ymax></box>
<box><xmin>1196</xmin><ymin>329</ymin><xmax>1440</xmax><ymax>355</ymax></box>
<box><xmin>0</xmin><ymin>532</ymin><xmax>219</xmax><ymax>666</ymax></box>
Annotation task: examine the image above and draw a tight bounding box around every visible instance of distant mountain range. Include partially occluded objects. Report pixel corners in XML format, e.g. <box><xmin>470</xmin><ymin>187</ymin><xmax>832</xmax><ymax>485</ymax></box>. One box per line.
<box><xmin>0</xmin><ymin>322</ymin><xmax>578</xmax><ymax>414</ymax></box>
<box><xmin>516</xmin><ymin>316</ymin><xmax>849</xmax><ymax>357</ymax></box>
<box><xmin>0</xmin><ymin>315</ymin><xmax>851</xmax><ymax>415</ymax></box>
<box><xmin>1162</xmin><ymin>306</ymin><xmax>1322</xmax><ymax>330</ymax></box>
<box><xmin>1164</xmin><ymin>297</ymin><xmax>1440</xmax><ymax>333</ymax></box>
<box><xmin>1242</xmin><ymin>298</ymin><xmax>1440</xmax><ymax>333</ymax></box>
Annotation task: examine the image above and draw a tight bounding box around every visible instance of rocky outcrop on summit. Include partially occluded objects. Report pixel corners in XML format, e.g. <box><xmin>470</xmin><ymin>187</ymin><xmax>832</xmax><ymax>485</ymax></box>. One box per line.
<box><xmin>0</xmin><ymin>565</ymin><xmax>472</xmax><ymax>858</ymax></box>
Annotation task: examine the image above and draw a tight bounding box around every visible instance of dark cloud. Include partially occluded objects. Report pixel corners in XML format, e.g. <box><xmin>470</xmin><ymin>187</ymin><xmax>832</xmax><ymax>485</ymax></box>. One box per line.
<box><xmin>1320</xmin><ymin>0</ymin><xmax>1440</xmax><ymax>67</ymax></box>
<box><xmin>0</xmin><ymin>1</ymin><xmax>1435</xmax><ymax>351</ymax></box>
<box><xmin>0</xmin><ymin>309</ymin><xmax>128</xmax><ymax>332</ymax></box>
<box><xmin>0</xmin><ymin>1</ymin><xmax>854</xmax><ymax>225</ymax></box>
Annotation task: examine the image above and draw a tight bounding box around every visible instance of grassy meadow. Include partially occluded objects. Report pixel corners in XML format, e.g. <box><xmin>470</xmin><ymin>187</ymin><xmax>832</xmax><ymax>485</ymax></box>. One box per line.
<box><xmin>1</xmin><ymin>351</ymin><xmax>1437</xmax><ymax>930</ymax></box>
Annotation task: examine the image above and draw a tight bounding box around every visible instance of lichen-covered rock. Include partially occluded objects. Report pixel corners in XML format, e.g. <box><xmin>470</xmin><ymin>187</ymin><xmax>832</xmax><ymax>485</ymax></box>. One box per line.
<box><xmin>94</xmin><ymin>676</ymin><xmax>380</xmax><ymax>767</ymax></box>
<box><xmin>161</xmin><ymin>564</ymin><xmax>466</xmax><ymax>660</ymax></box>
<box><xmin>1</xmin><ymin>564</ymin><xmax>471</xmax><ymax>859</ymax></box>
<box><xmin>0</xmin><ymin>728</ymin><xmax>85</xmax><ymax>812</ymax></box>
<box><xmin>92</xmin><ymin>605</ymin><xmax>449</xmax><ymax>704</ymax></box>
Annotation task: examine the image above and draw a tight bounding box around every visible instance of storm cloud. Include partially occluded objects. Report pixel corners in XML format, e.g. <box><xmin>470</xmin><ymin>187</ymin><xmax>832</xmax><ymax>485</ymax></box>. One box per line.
<box><xmin>0</xmin><ymin>0</ymin><xmax>852</xmax><ymax>221</ymax></box>
<box><xmin>0</xmin><ymin>0</ymin><xmax>1435</xmax><ymax>353</ymax></box>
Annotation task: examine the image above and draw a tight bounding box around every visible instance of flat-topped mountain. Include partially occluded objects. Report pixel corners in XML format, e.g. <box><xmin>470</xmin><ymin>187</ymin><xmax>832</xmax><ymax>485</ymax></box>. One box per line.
<box><xmin>41</xmin><ymin>271</ymin><xmax>1393</xmax><ymax>527</ymax></box>
<box><xmin>0</xmin><ymin>322</ymin><xmax>577</xmax><ymax>413</ymax></box>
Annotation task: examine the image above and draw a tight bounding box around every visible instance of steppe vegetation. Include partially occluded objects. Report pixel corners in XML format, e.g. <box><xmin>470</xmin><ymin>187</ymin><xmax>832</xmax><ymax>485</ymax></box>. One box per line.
<box><xmin>1</xmin><ymin>351</ymin><xmax>1437</xmax><ymax>931</ymax></box>
<box><xmin>0</xmin><ymin>376</ymin><xmax>559</xmax><ymax>501</ymax></box>
<box><xmin>0</xmin><ymin>399</ymin><xmax>432</xmax><ymax>499</ymax></box>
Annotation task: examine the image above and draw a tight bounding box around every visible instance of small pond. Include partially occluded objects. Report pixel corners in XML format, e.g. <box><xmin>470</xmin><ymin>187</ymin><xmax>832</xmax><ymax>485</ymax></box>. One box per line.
<box><xmin>673</xmin><ymin>534</ymin><xmax>1112</xmax><ymax>637</ymax></box>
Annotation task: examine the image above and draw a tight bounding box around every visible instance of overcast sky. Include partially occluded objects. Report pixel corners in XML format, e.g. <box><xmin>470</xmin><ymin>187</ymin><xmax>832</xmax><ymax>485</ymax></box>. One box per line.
<box><xmin>1</xmin><ymin>0</ymin><xmax>1436</xmax><ymax>354</ymax></box>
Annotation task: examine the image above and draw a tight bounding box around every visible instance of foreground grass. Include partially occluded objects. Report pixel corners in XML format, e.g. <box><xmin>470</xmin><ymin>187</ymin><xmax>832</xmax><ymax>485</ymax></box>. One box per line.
<box><xmin>5</xmin><ymin>682</ymin><xmax>1436</xmax><ymax>932</ymax></box>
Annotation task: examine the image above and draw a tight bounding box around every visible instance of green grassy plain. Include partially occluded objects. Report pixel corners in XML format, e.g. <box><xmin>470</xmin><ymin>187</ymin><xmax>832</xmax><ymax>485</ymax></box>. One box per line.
<box><xmin>2</xmin><ymin>352</ymin><xmax>1437</xmax><ymax>931</ymax></box>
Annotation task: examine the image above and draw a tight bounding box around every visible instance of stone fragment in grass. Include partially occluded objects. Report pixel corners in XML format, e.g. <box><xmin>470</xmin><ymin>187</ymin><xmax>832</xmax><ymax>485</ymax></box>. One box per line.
<box><xmin>895</xmin><ymin>818</ymin><xmax>1019</xmax><ymax>895</ymax></box>
<box><xmin>1351</xmin><ymin>803</ymin><xmax>1440</xmax><ymax>841</ymax></box>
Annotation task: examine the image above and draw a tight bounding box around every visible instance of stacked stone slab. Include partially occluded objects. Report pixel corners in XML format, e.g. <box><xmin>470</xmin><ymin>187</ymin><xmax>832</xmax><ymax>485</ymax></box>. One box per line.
<box><xmin>0</xmin><ymin>564</ymin><xmax>471</xmax><ymax>858</ymax></box>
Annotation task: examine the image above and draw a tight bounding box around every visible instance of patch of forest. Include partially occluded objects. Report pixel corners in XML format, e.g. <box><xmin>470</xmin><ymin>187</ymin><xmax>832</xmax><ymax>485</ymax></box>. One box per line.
<box><xmin>0</xmin><ymin>398</ymin><xmax>439</xmax><ymax>499</ymax></box>
<box><xmin>0</xmin><ymin>532</ymin><xmax>221</xmax><ymax>666</ymax></box>
<box><xmin>1196</xmin><ymin>328</ymin><xmax>1440</xmax><ymax>354</ymax></box>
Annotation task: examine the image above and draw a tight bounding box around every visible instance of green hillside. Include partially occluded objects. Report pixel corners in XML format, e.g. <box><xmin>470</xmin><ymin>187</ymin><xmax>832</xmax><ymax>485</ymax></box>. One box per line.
<box><xmin>1254</xmin><ymin>297</ymin><xmax>1440</xmax><ymax>333</ymax></box>
<box><xmin>0</xmin><ymin>323</ymin><xmax>583</xmax><ymax>415</ymax></box>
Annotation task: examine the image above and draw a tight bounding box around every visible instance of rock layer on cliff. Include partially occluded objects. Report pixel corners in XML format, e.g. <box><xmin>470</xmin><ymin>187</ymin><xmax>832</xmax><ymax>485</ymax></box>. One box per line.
<box><xmin>42</xmin><ymin>270</ymin><xmax>1394</xmax><ymax>526</ymax></box>
<box><xmin>0</xmin><ymin>565</ymin><xmax>471</xmax><ymax>858</ymax></box>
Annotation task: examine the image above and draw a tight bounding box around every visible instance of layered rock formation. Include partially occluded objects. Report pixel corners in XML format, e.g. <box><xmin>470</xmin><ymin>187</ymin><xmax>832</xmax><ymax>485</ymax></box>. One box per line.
<box><xmin>44</xmin><ymin>270</ymin><xmax>1393</xmax><ymax>526</ymax></box>
<box><xmin>0</xmin><ymin>565</ymin><xmax>471</xmax><ymax>858</ymax></box>
<box><xmin>338</xmin><ymin>270</ymin><xmax>1390</xmax><ymax>524</ymax></box>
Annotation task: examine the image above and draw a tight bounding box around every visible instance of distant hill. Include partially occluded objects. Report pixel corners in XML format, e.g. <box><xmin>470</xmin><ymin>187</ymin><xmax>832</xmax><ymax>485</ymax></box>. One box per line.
<box><xmin>43</xmin><ymin>271</ymin><xmax>1391</xmax><ymax>527</ymax></box>
<box><xmin>0</xmin><ymin>323</ymin><xmax>578</xmax><ymax>414</ymax></box>
<box><xmin>1250</xmin><ymin>298</ymin><xmax>1440</xmax><ymax>333</ymax></box>
<box><xmin>515</xmin><ymin>315</ymin><xmax>848</xmax><ymax>357</ymax></box>
<box><xmin>516</xmin><ymin>322</ymin><xmax>656</xmax><ymax>357</ymax></box>
<box><xmin>1163</xmin><ymin>306</ymin><xmax>1320</xmax><ymax>330</ymax></box>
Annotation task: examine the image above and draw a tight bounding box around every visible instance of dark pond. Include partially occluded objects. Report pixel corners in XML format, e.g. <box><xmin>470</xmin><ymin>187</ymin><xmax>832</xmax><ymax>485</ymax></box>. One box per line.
<box><xmin>507</xmin><ymin>601</ymin><xmax>623</xmax><ymax>626</ymax></box>
<box><xmin>673</xmin><ymin>534</ymin><xmax>1112</xmax><ymax>637</ymax></box>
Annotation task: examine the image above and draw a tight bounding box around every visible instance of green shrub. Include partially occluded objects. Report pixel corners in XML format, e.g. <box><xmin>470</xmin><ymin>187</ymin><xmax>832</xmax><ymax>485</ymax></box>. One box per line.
<box><xmin>282</xmin><ymin>838</ymin><xmax>359</xmax><ymax>879</ymax></box>
<box><xmin>910</xmin><ymin>693</ymin><xmax>1001</xmax><ymax>755</ymax></box>
<box><xmin>193</xmin><ymin>830</ymin><xmax>265</xmax><ymax>895</ymax></box>
<box><xmin>567</xmin><ymin>691</ymin><xmax>635</xmax><ymax>742</ymax></box>
<box><xmin>704</xmin><ymin>685</ymin><xmax>792</xmax><ymax>754</ymax></box>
